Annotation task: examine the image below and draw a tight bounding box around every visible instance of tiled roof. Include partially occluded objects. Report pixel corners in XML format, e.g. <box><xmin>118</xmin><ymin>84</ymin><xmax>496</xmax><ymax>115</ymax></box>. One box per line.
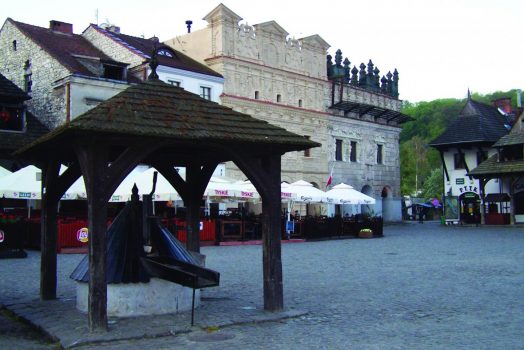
<box><xmin>0</xmin><ymin>72</ymin><xmax>29</xmax><ymax>101</ymax></box>
<box><xmin>10</xmin><ymin>19</ymin><xmax>127</xmax><ymax>78</ymax></box>
<box><xmin>492</xmin><ymin>132</ymin><xmax>524</xmax><ymax>147</ymax></box>
<box><xmin>469</xmin><ymin>154</ymin><xmax>524</xmax><ymax>177</ymax></box>
<box><xmin>429</xmin><ymin>99</ymin><xmax>509</xmax><ymax>148</ymax></box>
<box><xmin>91</xmin><ymin>25</ymin><xmax>222</xmax><ymax>78</ymax></box>
<box><xmin>17</xmin><ymin>79</ymin><xmax>319</xmax><ymax>158</ymax></box>
<box><xmin>0</xmin><ymin>111</ymin><xmax>49</xmax><ymax>156</ymax></box>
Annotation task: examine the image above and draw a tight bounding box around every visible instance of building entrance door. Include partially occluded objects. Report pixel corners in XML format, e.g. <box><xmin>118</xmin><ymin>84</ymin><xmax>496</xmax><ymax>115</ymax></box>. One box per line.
<box><xmin>459</xmin><ymin>192</ymin><xmax>480</xmax><ymax>224</ymax></box>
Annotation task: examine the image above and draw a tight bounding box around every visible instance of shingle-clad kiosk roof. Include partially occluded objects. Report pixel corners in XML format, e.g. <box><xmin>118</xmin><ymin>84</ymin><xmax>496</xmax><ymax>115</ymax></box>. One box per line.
<box><xmin>17</xmin><ymin>74</ymin><xmax>319</xmax><ymax>332</ymax></box>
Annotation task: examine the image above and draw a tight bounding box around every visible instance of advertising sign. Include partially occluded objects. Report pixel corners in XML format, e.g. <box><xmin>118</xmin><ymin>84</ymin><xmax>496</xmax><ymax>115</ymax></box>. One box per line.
<box><xmin>76</xmin><ymin>228</ymin><xmax>89</xmax><ymax>243</ymax></box>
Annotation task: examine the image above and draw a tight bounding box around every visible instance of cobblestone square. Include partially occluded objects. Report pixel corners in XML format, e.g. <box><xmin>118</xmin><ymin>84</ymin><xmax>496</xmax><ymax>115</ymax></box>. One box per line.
<box><xmin>1</xmin><ymin>222</ymin><xmax>523</xmax><ymax>349</ymax></box>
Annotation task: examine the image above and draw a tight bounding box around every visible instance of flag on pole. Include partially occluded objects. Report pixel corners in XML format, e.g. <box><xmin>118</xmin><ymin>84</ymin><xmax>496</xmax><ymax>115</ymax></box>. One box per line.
<box><xmin>326</xmin><ymin>165</ymin><xmax>334</xmax><ymax>189</ymax></box>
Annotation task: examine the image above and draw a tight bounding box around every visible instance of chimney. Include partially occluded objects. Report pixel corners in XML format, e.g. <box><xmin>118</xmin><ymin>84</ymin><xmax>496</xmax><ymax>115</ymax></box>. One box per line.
<box><xmin>185</xmin><ymin>20</ymin><xmax>193</xmax><ymax>33</ymax></box>
<box><xmin>492</xmin><ymin>97</ymin><xmax>512</xmax><ymax>115</ymax></box>
<box><xmin>49</xmin><ymin>20</ymin><xmax>73</xmax><ymax>34</ymax></box>
<box><xmin>107</xmin><ymin>25</ymin><xmax>120</xmax><ymax>34</ymax></box>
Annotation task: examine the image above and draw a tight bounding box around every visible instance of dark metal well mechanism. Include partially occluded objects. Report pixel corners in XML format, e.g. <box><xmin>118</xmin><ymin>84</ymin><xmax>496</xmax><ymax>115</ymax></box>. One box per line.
<box><xmin>71</xmin><ymin>180</ymin><xmax>219</xmax><ymax>325</ymax></box>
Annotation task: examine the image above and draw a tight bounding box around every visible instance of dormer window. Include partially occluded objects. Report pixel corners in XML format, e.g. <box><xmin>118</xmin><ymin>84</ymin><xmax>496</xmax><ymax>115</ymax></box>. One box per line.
<box><xmin>103</xmin><ymin>63</ymin><xmax>126</xmax><ymax>81</ymax></box>
<box><xmin>157</xmin><ymin>48</ymin><xmax>174</xmax><ymax>57</ymax></box>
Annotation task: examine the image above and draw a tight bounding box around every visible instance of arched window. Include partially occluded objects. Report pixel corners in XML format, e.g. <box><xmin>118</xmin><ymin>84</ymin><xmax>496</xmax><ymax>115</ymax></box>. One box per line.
<box><xmin>255</xmin><ymin>91</ymin><xmax>259</xmax><ymax>99</ymax></box>
<box><xmin>276</xmin><ymin>94</ymin><xmax>281</xmax><ymax>103</ymax></box>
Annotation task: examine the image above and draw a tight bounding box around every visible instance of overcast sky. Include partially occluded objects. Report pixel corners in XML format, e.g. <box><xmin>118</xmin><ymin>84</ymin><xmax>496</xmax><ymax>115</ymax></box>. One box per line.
<box><xmin>3</xmin><ymin>0</ymin><xmax>523</xmax><ymax>103</ymax></box>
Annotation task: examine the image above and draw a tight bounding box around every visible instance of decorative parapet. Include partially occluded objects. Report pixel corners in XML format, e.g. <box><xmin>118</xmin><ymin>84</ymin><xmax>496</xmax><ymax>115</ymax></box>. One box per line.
<box><xmin>327</xmin><ymin>49</ymin><xmax>399</xmax><ymax>99</ymax></box>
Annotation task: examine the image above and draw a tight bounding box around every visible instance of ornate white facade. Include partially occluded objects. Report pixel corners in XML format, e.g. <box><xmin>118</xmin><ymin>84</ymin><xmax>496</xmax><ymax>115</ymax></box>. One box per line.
<box><xmin>173</xmin><ymin>4</ymin><xmax>406</xmax><ymax>220</ymax></box>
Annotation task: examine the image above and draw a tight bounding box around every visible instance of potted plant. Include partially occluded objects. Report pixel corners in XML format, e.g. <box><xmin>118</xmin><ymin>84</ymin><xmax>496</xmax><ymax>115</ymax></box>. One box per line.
<box><xmin>358</xmin><ymin>228</ymin><xmax>373</xmax><ymax>238</ymax></box>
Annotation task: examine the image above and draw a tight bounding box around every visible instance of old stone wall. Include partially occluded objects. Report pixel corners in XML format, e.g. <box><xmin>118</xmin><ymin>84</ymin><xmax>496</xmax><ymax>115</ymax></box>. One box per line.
<box><xmin>0</xmin><ymin>20</ymin><xmax>70</xmax><ymax>129</ymax></box>
<box><xmin>82</xmin><ymin>26</ymin><xmax>145</xmax><ymax>69</ymax></box>
<box><xmin>328</xmin><ymin>116</ymin><xmax>401</xmax><ymax>197</ymax></box>
<box><xmin>221</xmin><ymin>94</ymin><xmax>329</xmax><ymax>185</ymax></box>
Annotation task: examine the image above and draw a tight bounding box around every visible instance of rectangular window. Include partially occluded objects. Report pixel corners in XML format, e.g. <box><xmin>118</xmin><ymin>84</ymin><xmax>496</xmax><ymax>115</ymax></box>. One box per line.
<box><xmin>454</xmin><ymin>153</ymin><xmax>466</xmax><ymax>169</ymax></box>
<box><xmin>168</xmin><ymin>80</ymin><xmax>181</xmax><ymax>87</ymax></box>
<box><xmin>24</xmin><ymin>73</ymin><xmax>32</xmax><ymax>92</ymax></box>
<box><xmin>476</xmin><ymin>150</ymin><xmax>487</xmax><ymax>165</ymax></box>
<box><xmin>304</xmin><ymin>136</ymin><xmax>311</xmax><ymax>157</ymax></box>
<box><xmin>103</xmin><ymin>65</ymin><xmax>124</xmax><ymax>80</ymax></box>
<box><xmin>200</xmin><ymin>86</ymin><xmax>211</xmax><ymax>100</ymax></box>
<box><xmin>350</xmin><ymin>141</ymin><xmax>357</xmax><ymax>162</ymax></box>
<box><xmin>377</xmin><ymin>144</ymin><xmax>383</xmax><ymax>164</ymax></box>
<box><xmin>335</xmin><ymin>139</ymin><xmax>343</xmax><ymax>161</ymax></box>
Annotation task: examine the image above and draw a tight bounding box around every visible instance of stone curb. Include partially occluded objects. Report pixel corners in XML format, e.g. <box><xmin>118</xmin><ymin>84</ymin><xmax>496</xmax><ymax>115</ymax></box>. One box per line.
<box><xmin>2</xmin><ymin>299</ymin><xmax>307</xmax><ymax>349</ymax></box>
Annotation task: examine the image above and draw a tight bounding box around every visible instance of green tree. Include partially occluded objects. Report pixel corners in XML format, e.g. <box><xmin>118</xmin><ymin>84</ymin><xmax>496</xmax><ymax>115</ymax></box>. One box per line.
<box><xmin>398</xmin><ymin>89</ymin><xmax>520</xmax><ymax>196</ymax></box>
<box><xmin>422</xmin><ymin>167</ymin><xmax>443</xmax><ymax>199</ymax></box>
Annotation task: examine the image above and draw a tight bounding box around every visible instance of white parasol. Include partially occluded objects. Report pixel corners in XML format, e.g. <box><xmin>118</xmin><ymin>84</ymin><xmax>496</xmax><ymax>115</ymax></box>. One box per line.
<box><xmin>325</xmin><ymin>183</ymin><xmax>376</xmax><ymax>205</ymax></box>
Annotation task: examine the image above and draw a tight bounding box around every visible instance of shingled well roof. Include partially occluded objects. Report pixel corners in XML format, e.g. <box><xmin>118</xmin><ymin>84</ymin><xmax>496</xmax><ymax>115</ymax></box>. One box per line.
<box><xmin>16</xmin><ymin>79</ymin><xmax>319</xmax><ymax>158</ymax></box>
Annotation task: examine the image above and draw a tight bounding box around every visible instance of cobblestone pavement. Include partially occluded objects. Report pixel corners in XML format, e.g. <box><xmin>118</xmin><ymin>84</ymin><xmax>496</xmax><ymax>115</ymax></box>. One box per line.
<box><xmin>1</xmin><ymin>222</ymin><xmax>523</xmax><ymax>349</ymax></box>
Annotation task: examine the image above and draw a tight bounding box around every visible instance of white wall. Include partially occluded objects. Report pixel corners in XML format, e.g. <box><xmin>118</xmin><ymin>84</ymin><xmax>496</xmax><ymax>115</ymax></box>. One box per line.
<box><xmin>63</xmin><ymin>76</ymin><xmax>130</xmax><ymax>120</ymax></box>
<box><xmin>443</xmin><ymin>147</ymin><xmax>504</xmax><ymax>198</ymax></box>
<box><xmin>155</xmin><ymin>66</ymin><xmax>224</xmax><ymax>103</ymax></box>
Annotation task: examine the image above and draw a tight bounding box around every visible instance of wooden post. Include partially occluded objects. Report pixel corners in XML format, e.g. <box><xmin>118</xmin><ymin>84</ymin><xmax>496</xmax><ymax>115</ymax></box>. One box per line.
<box><xmin>189</xmin><ymin>145</ymin><xmax>285</xmax><ymax>312</ymax></box>
<box><xmin>76</xmin><ymin>144</ymin><xmax>109</xmax><ymax>332</ymax></box>
<box><xmin>261</xmin><ymin>155</ymin><xmax>283</xmax><ymax>311</ymax></box>
<box><xmin>509</xmin><ymin>177</ymin><xmax>517</xmax><ymax>225</ymax></box>
<box><xmin>185</xmin><ymin>163</ymin><xmax>201</xmax><ymax>253</ymax></box>
<box><xmin>40</xmin><ymin>161</ymin><xmax>81</xmax><ymax>300</ymax></box>
<box><xmin>479</xmin><ymin>178</ymin><xmax>486</xmax><ymax>225</ymax></box>
<box><xmin>185</xmin><ymin>196</ymin><xmax>201</xmax><ymax>253</ymax></box>
<box><xmin>169</xmin><ymin>161</ymin><xmax>217</xmax><ymax>254</ymax></box>
<box><xmin>40</xmin><ymin>180</ymin><xmax>58</xmax><ymax>300</ymax></box>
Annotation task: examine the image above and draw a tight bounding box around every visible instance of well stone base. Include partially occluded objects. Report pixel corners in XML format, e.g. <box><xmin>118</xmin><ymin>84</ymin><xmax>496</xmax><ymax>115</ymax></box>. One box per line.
<box><xmin>75</xmin><ymin>278</ymin><xmax>200</xmax><ymax>317</ymax></box>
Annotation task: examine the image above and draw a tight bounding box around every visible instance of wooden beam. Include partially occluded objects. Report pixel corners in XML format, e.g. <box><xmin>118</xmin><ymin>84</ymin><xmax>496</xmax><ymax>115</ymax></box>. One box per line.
<box><xmin>439</xmin><ymin>150</ymin><xmax>450</xmax><ymax>182</ymax></box>
<box><xmin>154</xmin><ymin>160</ymin><xmax>218</xmax><ymax>253</ymax></box>
<box><xmin>185</xmin><ymin>161</ymin><xmax>218</xmax><ymax>253</ymax></box>
<box><xmin>39</xmin><ymin>161</ymin><xmax>82</xmax><ymax>300</ymax></box>
<box><xmin>199</xmin><ymin>144</ymin><xmax>284</xmax><ymax>310</ymax></box>
<box><xmin>75</xmin><ymin>143</ymin><xmax>109</xmax><ymax>332</ymax></box>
